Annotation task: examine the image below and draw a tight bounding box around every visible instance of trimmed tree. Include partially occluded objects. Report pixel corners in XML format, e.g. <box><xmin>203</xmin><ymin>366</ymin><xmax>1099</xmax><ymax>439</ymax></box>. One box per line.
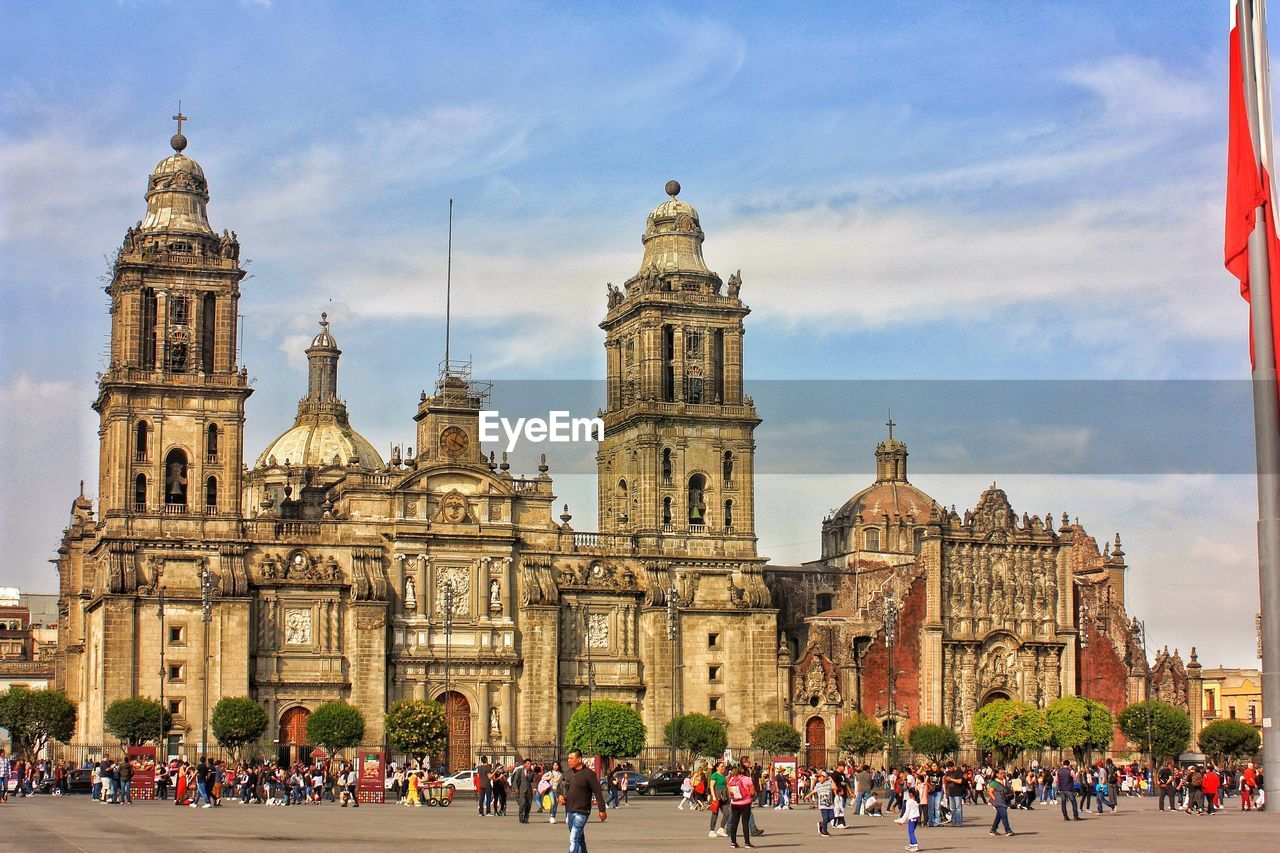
<box><xmin>385</xmin><ymin>699</ymin><xmax>448</xmax><ymax>768</ymax></box>
<box><xmin>1198</xmin><ymin>719</ymin><xmax>1261</xmax><ymax>762</ymax></box>
<box><xmin>973</xmin><ymin>699</ymin><xmax>1050</xmax><ymax>764</ymax></box>
<box><xmin>664</xmin><ymin>713</ymin><xmax>728</xmax><ymax>761</ymax></box>
<box><xmin>306</xmin><ymin>701</ymin><xmax>366</xmax><ymax>758</ymax></box>
<box><xmin>750</xmin><ymin>721</ymin><xmax>802</xmax><ymax>756</ymax></box>
<box><xmin>1045</xmin><ymin>696</ymin><xmax>1114</xmax><ymax>762</ymax></box>
<box><xmin>565</xmin><ymin>700</ymin><xmax>647</xmax><ymax>761</ymax></box>
<box><xmin>211</xmin><ymin>697</ymin><xmax>269</xmax><ymax>759</ymax></box>
<box><xmin>907</xmin><ymin>723</ymin><xmax>961</xmax><ymax>763</ymax></box>
<box><xmin>837</xmin><ymin>713</ymin><xmax>886</xmax><ymax>760</ymax></box>
<box><xmin>0</xmin><ymin>687</ymin><xmax>77</xmax><ymax>759</ymax></box>
<box><xmin>1117</xmin><ymin>700</ymin><xmax>1191</xmax><ymax>762</ymax></box>
<box><xmin>103</xmin><ymin>697</ymin><xmax>171</xmax><ymax>747</ymax></box>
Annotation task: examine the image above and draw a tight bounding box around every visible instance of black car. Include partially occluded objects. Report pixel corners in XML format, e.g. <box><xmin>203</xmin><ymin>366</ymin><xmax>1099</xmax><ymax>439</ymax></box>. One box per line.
<box><xmin>35</xmin><ymin>769</ymin><xmax>93</xmax><ymax>795</ymax></box>
<box><xmin>642</xmin><ymin>769</ymin><xmax>688</xmax><ymax>795</ymax></box>
<box><xmin>611</xmin><ymin>770</ymin><xmax>649</xmax><ymax>795</ymax></box>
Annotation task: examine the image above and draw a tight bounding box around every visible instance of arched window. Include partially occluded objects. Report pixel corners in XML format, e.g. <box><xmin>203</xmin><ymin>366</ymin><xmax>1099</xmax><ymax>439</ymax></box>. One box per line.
<box><xmin>134</xmin><ymin>473</ymin><xmax>147</xmax><ymax>511</ymax></box>
<box><xmin>722</xmin><ymin>451</ymin><xmax>734</xmax><ymax>483</ymax></box>
<box><xmin>724</xmin><ymin>499</ymin><xmax>734</xmax><ymax>531</ymax></box>
<box><xmin>135</xmin><ymin>421</ymin><xmax>149</xmax><ymax>461</ymax></box>
<box><xmin>206</xmin><ymin>424</ymin><xmax>219</xmax><ymax>461</ymax></box>
<box><xmin>164</xmin><ymin>448</ymin><xmax>188</xmax><ymax>508</ymax></box>
<box><xmin>617</xmin><ymin>479</ymin><xmax>628</xmax><ymax>523</ymax></box>
<box><xmin>864</xmin><ymin>528</ymin><xmax>880</xmax><ymax>552</ymax></box>
<box><xmin>205</xmin><ymin>476</ymin><xmax>218</xmax><ymax>512</ymax></box>
<box><xmin>913</xmin><ymin>528</ymin><xmax>925</xmax><ymax>554</ymax></box>
<box><xmin>662</xmin><ymin>496</ymin><xmax>672</xmax><ymax>527</ymax></box>
<box><xmin>662</xmin><ymin>448</ymin><xmax>673</xmax><ymax>483</ymax></box>
<box><xmin>687</xmin><ymin>474</ymin><xmax>707</xmax><ymax>525</ymax></box>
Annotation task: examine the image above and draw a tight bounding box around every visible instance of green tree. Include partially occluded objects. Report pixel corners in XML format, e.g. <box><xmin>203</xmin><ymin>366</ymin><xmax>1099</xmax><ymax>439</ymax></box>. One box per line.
<box><xmin>0</xmin><ymin>687</ymin><xmax>77</xmax><ymax>759</ymax></box>
<box><xmin>663</xmin><ymin>713</ymin><xmax>728</xmax><ymax>761</ymax></box>
<box><xmin>564</xmin><ymin>700</ymin><xmax>647</xmax><ymax>760</ymax></box>
<box><xmin>103</xmin><ymin>697</ymin><xmax>170</xmax><ymax>747</ymax></box>
<box><xmin>750</xmin><ymin>721</ymin><xmax>802</xmax><ymax>756</ymax></box>
<box><xmin>306</xmin><ymin>701</ymin><xmax>366</xmax><ymax>757</ymax></box>
<box><xmin>837</xmin><ymin>713</ymin><xmax>887</xmax><ymax>760</ymax></box>
<box><xmin>1045</xmin><ymin>696</ymin><xmax>1114</xmax><ymax>762</ymax></box>
<box><xmin>1117</xmin><ymin>700</ymin><xmax>1191</xmax><ymax>762</ymax></box>
<box><xmin>973</xmin><ymin>699</ymin><xmax>1050</xmax><ymax>763</ymax></box>
<box><xmin>907</xmin><ymin>723</ymin><xmax>961</xmax><ymax>762</ymax></box>
<box><xmin>210</xmin><ymin>697</ymin><xmax>269</xmax><ymax>758</ymax></box>
<box><xmin>385</xmin><ymin>699</ymin><xmax>448</xmax><ymax>767</ymax></box>
<box><xmin>1198</xmin><ymin>719</ymin><xmax>1261</xmax><ymax>762</ymax></box>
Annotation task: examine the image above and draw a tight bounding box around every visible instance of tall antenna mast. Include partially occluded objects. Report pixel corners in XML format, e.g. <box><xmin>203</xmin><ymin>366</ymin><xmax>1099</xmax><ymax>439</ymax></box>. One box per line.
<box><xmin>445</xmin><ymin>198</ymin><xmax>453</xmax><ymax>369</ymax></box>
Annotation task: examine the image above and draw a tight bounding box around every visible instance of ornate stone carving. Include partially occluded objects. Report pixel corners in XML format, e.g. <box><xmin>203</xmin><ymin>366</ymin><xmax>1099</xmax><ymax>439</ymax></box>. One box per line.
<box><xmin>433</xmin><ymin>489</ymin><xmax>473</xmax><ymax>524</ymax></box>
<box><xmin>356</xmin><ymin>612</ymin><xmax>386</xmax><ymax>630</ymax></box>
<box><xmin>436</xmin><ymin>565</ymin><xmax>470</xmax><ymax>618</ymax></box>
<box><xmin>284</xmin><ymin>609</ymin><xmax>313</xmax><ymax>645</ymax></box>
<box><xmin>586</xmin><ymin>612</ymin><xmax>609</xmax><ymax>649</ymax></box>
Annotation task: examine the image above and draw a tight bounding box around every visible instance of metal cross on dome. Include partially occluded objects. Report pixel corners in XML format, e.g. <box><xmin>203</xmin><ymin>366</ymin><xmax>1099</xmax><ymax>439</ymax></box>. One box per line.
<box><xmin>172</xmin><ymin>104</ymin><xmax>187</xmax><ymax>136</ymax></box>
<box><xmin>886</xmin><ymin>412</ymin><xmax>896</xmax><ymax>440</ymax></box>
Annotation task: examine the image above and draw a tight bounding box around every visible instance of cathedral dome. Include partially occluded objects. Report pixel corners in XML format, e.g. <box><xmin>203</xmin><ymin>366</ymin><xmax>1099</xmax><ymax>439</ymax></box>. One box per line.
<box><xmin>254</xmin><ymin>417</ymin><xmax>383</xmax><ymax>471</ymax></box>
<box><xmin>140</xmin><ymin>131</ymin><xmax>215</xmax><ymax>235</ymax></box>
<box><xmin>831</xmin><ymin>433</ymin><xmax>937</xmax><ymax>524</ymax></box>
<box><xmin>633</xmin><ymin>179</ymin><xmax>712</xmax><ymax>278</ymax></box>
<box><xmin>254</xmin><ymin>315</ymin><xmax>385</xmax><ymax>472</ymax></box>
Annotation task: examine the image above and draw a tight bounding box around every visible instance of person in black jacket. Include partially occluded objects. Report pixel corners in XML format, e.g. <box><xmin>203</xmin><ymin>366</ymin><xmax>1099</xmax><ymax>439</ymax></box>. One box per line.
<box><xmin>512</xmin><ymin>758</ymin><xmax>535</xmax><ymax>823</ymax></box>
<box><xmin>559</xmin><ymin>749</ymin><xmax>606</xmax><ymax>853</ymax></box>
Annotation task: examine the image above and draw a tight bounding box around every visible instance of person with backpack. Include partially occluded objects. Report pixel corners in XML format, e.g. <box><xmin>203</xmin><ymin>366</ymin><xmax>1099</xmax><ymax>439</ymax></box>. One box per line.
<box><xmin>1056</xmin><ymin>760</ymin><xmax>1081</xmax><ymax>821</ymax></box>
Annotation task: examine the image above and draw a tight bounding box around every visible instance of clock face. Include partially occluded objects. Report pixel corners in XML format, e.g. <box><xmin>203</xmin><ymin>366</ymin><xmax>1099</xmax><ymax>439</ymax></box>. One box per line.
<box><xmin>440</xmin><ymin>426</ymin><xmax>469</xmax><ymax>458</ymax></box>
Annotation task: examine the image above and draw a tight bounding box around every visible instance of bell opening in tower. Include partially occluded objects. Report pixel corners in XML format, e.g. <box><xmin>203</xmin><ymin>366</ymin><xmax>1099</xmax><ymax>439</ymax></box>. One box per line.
<box><xmin>164</xmin><ymin>448</ymin><xmax>188</xmax><ymax>509</ymax></box>
<box><xmin>688</xmin><ymin>473</ymin><xmax>707</xmax><ymax>526</ymax></box>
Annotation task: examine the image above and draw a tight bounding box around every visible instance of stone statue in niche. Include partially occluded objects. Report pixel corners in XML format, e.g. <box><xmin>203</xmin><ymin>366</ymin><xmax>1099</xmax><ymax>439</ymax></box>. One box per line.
<box><xmin>489</xmin><ymin>578</ymin><xmax>502</xmax><ymax>615</ymax></box>
<box><xmin>489</xmin><ymin>706</ymin><xmax>501</xmax><ymax>738</ymax></box>
<box><xmin>404</xmin><ymin>576</ymin><xmax>417</xmax><ymax>612</ymax></box>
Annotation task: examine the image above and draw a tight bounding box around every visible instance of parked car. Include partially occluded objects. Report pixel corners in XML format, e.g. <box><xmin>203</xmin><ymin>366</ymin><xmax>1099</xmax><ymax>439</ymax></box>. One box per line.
<box><xmin>35</xmin><ymin>769</ymin><xmax>93</xmax><ymax>795</ymax></box>
<box><xmin>641</xmin><ymin>769</ymin><xmax>688</xmax><ymax>795</ymax></box>
<box><xmin>441</xmin><ymin>770</ymin><xmax>476</xmax><ymax>792</ymax></box>
<box><xmin>611</xmin><ymin>770</ymin><xmax>650</xmax><ymax>794</ymax></box>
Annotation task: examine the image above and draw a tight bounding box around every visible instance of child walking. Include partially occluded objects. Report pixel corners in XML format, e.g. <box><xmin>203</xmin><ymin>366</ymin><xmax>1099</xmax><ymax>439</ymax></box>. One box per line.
<box><xmin>895</xmin><ymin>787</ymin><xmax>922</xmax><ymax>852</ymax></box>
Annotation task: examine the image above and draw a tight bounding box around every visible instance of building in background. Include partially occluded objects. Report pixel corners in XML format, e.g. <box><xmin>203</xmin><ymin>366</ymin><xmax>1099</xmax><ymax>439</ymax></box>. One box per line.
<box><xmin>1201</xmin><ymin>666</ymin><xmax>1264</xmax><ymax>733</ymax></box>
<box><xmin>0</xmin><ymin>587</ymin><xmax>54</xmax><ymax>693</ymax></box>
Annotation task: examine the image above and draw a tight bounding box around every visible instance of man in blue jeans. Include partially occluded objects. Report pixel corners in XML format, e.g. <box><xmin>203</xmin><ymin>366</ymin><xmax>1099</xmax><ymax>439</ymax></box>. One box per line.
<box><xmin>943</xmin><ymin>763</ymin><xmax>965</xmax><ymax>826</ymax></box>
<box><xmin>559</xmin><ymin>749</ymin><xmax>606</xmax><ymax>853</ymax></box>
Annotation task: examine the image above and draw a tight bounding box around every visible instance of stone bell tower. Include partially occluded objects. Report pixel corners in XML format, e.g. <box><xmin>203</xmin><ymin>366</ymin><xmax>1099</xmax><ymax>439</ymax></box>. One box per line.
<box><xmin>597</xmin><ymin>181</ymin><xmax>760</xmax><ymax>557</ymax></box>
<box><xmin>94</xmin><ymin>114</ymin><xmax>251</xmax><ymax>521</ymax></box>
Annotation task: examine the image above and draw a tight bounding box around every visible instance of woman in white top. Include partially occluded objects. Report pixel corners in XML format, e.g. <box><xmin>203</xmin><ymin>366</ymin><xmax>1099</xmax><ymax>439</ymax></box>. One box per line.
<box><xmin>896</xmin><ymin>787</ymin><xmax>922</xmax><ymax>851</ymax></box>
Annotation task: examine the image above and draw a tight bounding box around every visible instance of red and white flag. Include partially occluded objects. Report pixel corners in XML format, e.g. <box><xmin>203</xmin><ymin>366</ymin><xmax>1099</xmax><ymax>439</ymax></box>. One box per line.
<box><xmin>1226</xmin><ymin>0</ymin><xmax>1280</xmax><ymax>371</ymax></box>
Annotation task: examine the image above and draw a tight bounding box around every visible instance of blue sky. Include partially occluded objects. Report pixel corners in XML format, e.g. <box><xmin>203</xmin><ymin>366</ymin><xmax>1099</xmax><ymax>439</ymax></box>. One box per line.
<box><xmin>0</xmin><ymin>1</ymin><xmax>1262</xmax><ymax>666</ymax></box>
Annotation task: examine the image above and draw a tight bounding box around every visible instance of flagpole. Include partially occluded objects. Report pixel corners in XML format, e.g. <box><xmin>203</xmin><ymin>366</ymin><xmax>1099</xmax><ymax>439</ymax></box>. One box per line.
<box><xmin>1237</xmin><ymin>0</ymin><xmax>1280</xmax><ymax>814</ymax></box>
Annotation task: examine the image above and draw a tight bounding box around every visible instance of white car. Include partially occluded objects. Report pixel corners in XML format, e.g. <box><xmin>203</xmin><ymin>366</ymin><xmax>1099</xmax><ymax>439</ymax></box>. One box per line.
<box><xmin>441</xmin><ymin>770</ymin><xmax>476</xmax><ymax>792</ymax></box>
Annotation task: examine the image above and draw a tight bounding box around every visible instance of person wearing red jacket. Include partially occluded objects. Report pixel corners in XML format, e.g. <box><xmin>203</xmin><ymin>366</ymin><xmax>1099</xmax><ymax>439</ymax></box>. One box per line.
<box><xmin>1240</xmin><ymin>763</ymin><xmax>1258</xmax><ymax>811</ymax></box>
<box><xmin>1200</xmin><ymin>766</ymin><xmax>1221</xmax><ymax>815</ymax></box>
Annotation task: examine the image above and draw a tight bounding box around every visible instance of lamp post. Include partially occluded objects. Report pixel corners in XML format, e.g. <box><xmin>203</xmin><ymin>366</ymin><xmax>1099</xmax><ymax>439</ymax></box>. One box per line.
<box><xmin>200</xmin><ymin>566</ymin><xmax>213</xmax><ymax>755</ymax></box>
<box><xmin>158</xmin><ymin>587</ymin><xmax>167</xmax><ymax>758</ymax></box>
<box><xmin>667</xmin><ymin>586</ymin><xmax>680</xmax><ymax>768</ymax></box>
<box><xmin>1135</xmin><ymin>618</ymin><xmax>1155</xmax><ymax>783</ymax></box>
<box><xmin>442</xmin><ymin>581</ymin><xmax>455</xmax><ymax>772</ymax></box>
<box><xmin>883</xmin><ymin>595</ymin><xmax>899</xmax><ymax>738</ymax></box>
<box><xmin>580</xmin><ymin>602</ymin><xmax>595</xmax><ymax>757</ymax></box>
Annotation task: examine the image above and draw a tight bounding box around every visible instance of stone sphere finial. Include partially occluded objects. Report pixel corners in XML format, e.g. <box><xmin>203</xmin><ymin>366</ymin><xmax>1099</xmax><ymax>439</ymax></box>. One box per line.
<box><xmin>664</xmin><ymin>179</ymin><xmax>681</xmax><ymax>198</ymax></box>
<box><xmin>170</xmin><ymin>133</ymin><xmax>188</xmax><ymax>154</ymax></box>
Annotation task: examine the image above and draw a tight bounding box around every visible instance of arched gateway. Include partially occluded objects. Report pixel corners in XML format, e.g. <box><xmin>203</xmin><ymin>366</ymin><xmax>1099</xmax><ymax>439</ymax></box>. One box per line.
<box><xmin>278</xmin><ymin>706</ymin><xmax>312</xmax><ymax>766</ymax></box>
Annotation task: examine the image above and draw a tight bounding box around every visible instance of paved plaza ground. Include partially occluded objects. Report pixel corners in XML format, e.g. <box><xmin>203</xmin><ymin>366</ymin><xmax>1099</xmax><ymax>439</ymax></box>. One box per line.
<box><xmin>1</xmin><ymin>793</ymin><xmax>1273</xmax><ymax>852</ymax></box>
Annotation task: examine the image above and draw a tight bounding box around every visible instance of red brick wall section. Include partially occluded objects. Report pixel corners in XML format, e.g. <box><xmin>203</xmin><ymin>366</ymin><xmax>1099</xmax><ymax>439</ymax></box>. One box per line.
<box><xmin>1079</xmin><ymin>634</ymin><xmax>1130</xmax><ymax>751</ymax></box>
<box><xmin>856</xmin><ymin>575</ymin><xmax>926</xmax><ymax>726</ymax></box>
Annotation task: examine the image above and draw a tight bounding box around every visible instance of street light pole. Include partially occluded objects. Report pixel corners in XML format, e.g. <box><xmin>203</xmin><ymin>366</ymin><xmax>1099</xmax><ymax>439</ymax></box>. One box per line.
<box><xmin>200</xmin><ymin>567</ymin><xmax>213</xmax><ymax>756</ymax></box>
<box><xmin>158</xmin><ymin>587</ymin><xmax>166</xmax><ymax>758</ymax></box>
<box><xmin>667</xmin><ymin>586</ymin><xmax>679</xmax><ymax>769</ymax></box>
<box><xmin>443</xmin><ymin>582</ymin><xmax>455</xmax><ymax>772</ymax></box>
<box><xmin>1136</xmin><ymin>618</ymin><xmax>1154</xmax><ymax>781</ymax></box>
<box><xmin>581</xmin><ymin>603</ymin><xmax>595</xmax><ymax>757</ymax></box>
<box><xmin>884</xmin><ymin>596</ymin><xmax>899</xmax><ymax>739</ymax></box>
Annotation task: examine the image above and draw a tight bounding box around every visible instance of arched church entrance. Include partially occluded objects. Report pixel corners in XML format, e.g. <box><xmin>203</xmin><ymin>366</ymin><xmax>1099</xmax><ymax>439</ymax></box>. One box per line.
<box><xmin>981</xmin><ymin>690</ymin><xmax>1012</xmax><ymax>705</ymax></box>
<box><xmin>804</xmin><ymin>716</ymin><xmax>826</xmax><ymax>768</ymax></box>
<box><xmin>278</xmin><ymin>706</ymin><xmax>312</xmax><ymax>766</ymax></box>
<box><xmin>436</xmin><ymin>691</ymin><xmax>471</xmax><ymax>773</ymax></box>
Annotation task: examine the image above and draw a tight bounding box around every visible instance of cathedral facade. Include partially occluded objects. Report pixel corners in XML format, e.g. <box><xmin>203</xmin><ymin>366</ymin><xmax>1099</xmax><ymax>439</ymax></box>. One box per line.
<box><xmin>54</xmin><ymin>127</ymin><xmax>1193</xmax><ymax>766</ymax></box>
